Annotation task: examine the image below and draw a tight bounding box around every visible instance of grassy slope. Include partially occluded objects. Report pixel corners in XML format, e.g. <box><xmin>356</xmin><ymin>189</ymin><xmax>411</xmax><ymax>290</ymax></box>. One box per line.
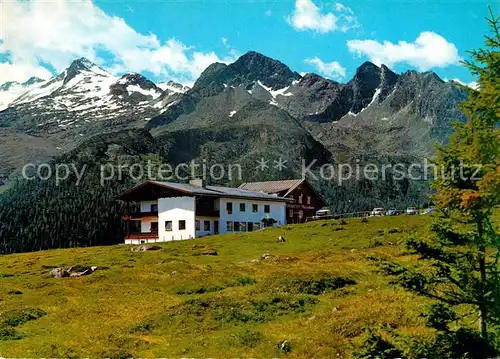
<box><xmin>0</xmin><ymin>215</ymin><xmax>446</xmax><ymax>358</ymax></box>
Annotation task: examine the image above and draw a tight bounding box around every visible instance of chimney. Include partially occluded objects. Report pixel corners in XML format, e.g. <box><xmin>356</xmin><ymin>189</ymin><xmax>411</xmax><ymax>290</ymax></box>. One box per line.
<box><xmin>189</xmin><ymin>178</ymin><xmax>206</xmax><ymax>188</ymax></box>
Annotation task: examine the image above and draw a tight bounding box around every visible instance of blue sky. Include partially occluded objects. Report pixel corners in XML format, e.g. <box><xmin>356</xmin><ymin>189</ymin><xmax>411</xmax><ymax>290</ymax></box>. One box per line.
<box><xmin>1</xmin><ymin>0</ymin><xmax>497</xmax><ymax>87</ymax></box>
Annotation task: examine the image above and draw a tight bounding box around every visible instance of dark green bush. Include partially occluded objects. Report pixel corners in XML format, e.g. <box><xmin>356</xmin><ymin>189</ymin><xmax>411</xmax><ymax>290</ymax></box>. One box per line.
<box><xmin>129</xmin><ymin>321</ymin><xmax>156</xmax><ymax>333</ymax></box>
<box><xmin>229</xmin><ymin>328</ymin><xmax>263</xmax><ymax>347</ymax></box>
<box><xmin>166</xmin><ymin>294</ymin><xmax>318</xmax><ymax>328</ymax></box>
<box><xmin>264</xmin><ymin>275</ymin><xmax>356</xmax><ymax>295</ymax></box>
<box><xmin>353</xmin><ymin>330</ymin><xmax>402</xmax><ymax>359</ymax></box>
<box><xmin>0</xmin><ymin>326</ymin><xmax>24</xmax><ymax>340</ymax></box>
<box><xmin>174</xmin><ymin>276</ymin><xmax>256</xmax><ymax>295</ymax></box>
<box><xmin>1</xmin><ymin>307</ymin><xmax>47</xmax><ymax>327</ymax></box>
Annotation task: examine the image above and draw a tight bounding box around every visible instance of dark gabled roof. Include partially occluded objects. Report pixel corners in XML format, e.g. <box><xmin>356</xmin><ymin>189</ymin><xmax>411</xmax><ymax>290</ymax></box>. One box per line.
<box><xmin>238</xmin><ymin>179</ymin><xmax>304</xmax><ymax>197</ymax></box>
<box><xmin>239</xmin><ymin>178</ymin><xmax>328</xmax><ymax>206</ymax></box>
<box><xmin>118</xmin><ymin>180</ymin><xmax>289</xmax><ymax>202</ymax></box>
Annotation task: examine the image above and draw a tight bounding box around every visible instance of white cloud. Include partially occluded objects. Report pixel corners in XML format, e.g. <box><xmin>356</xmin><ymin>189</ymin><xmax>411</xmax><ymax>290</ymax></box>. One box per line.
<box><xmin>0</xmin><ymin>62</ymin><xmax>53</xmax><ymax>84</ymax></box>
<box><xmin>347</xmin><ymin>32</ymin><xmax>462</xmax><ymax>71</ymax></box>
<box><xmin>304</xmin><ymin>57</ymin><xmax>346</xmax><ymax>80</ymax></box>
<box><xmin>0</xmin><ymin>0</ymin><xmax>236</xmax><ymax>84</ymax></box>
<box><xmin>445</xmin><ymin>78</ymin><xmax>479</xmax><ymax>90</ymax></box>
<box><xmin>334</xmin><ymin>2</ymin><xmax>352</xmax><ymax>13</ymax></box>
<box><xmin>265</xmin><ymin>10</ymin><xmax>273</xmax><ymax>16</ymax></box>
<box><xmin>468</xmin><ymin>81</ymin><xmax>479</xmax><ymax>90</ymax></box>
<box><xmin>286</xmin><ymin>0</ymin><xmax>357</xmax><ymax>33</ymax></box>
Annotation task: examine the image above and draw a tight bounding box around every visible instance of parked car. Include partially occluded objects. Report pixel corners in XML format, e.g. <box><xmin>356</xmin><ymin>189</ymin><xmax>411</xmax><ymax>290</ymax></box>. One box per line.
<box><xmin>315</xmin><ymin>208</ymin><xmax>331</xmax><ymax>219</ymax></box>
<box><xmin>406</xmin><ymin>207</ymin><xmax>418</xmax><ymax>215</ymax></box>
<box><xmin>386</xmin><ymin>208</ymin><xmax>399</xmax><ymax>216</ymax></box>
<box><xmin>371</xmin><ymin>208</ymin><xmax>385</xmax><ymax>216</ymax></box>
<box><xmin>421</xmin><ymin>207</ymin><xmax>435</xmax><ymax>215</ymax></box>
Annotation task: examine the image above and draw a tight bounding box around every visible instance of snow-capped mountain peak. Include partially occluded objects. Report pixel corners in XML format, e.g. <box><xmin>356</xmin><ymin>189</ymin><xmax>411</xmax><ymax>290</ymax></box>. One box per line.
<box><xmin>157</xmin><ymin>80</ymin><xmax>190</xmax><ymax>94</ymax></box>
<box><xmin>0</xmin><ymin>57</ymin><xmax>186</xmax><ymax>139</ymax></box>
<box><xmin>110</xmin><ymin>73</ymin><xmax>164</xmax><ymax>101</ymax></box>
<box><xmin>65</xmin><ymin>58</ymin><xmax>110</xmax><ymax>79</ymax></box>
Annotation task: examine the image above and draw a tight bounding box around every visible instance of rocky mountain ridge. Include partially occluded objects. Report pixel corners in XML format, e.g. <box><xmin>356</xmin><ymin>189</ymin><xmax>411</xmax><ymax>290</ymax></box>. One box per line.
<box><xmin>145</xmin><ymin>51</ymin><xmax>468</xmax><ymax>163</ymax></box>
<box><xmin>0</xmin><ymin>51</ymin><xmax>469</xmax><ymax>179</ymax></box>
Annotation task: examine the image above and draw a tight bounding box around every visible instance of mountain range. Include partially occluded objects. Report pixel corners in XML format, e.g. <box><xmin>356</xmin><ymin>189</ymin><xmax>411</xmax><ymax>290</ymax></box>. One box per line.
<box><xmin>0</xmin><ymin>51</ymin><xmax>468</xmax><ymax>181</ymax></box>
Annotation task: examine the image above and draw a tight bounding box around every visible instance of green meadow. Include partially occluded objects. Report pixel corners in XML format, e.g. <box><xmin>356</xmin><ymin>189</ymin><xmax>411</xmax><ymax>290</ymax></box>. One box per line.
<box><xmin>0</xmin><ymin>214</ymin><xmax>485</xmax><ymax>358</ymax></box>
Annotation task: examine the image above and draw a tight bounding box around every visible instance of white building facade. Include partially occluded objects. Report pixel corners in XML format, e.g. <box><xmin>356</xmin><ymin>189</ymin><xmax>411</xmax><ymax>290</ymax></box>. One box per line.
<box><xmin>119</xmin><ymin>180</ymin><xmax>287</xmax><ymax>244</ymax></box>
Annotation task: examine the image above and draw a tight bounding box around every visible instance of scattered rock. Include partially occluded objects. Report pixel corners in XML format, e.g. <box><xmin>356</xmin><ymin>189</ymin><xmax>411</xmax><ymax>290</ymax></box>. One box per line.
<box><xmin>50</xmin><ymin>268</ymin><xmax>70</xmax><ymax>278</ymax></box>
<box><xmin>308</xmin><ymin>315</ymin><xmax>317</xmax><ymax>321</ymax></box>
<box><xmin>70</xmin><ymin>270</ymin><xmax>91</xmax><ymax>278</ymax></box>
<box><xmin>249</xmin><ymin>259</ymin><xmax>260</xmax><ymax>263</ymax></box>
<box><xmin>261</xmin><ymin>253</ymin><xmax>272</xmax><ymax>260</ymax></box>
<box><xmin>332</xmin><ymin>306</ymin><xmax>341</xmax><ymax>312</ymax></box>
<box><xmin>334</xmin><ymin>227</ymin><xmax>345</xmax><ymax>231</ymax></box>
<box><xmin>340</xmin><ymin>219</ymin><xmax>347</xmax><ymax>225</ymax></box>
<box><xmin>170</xmin><ymin>271</ymin><xmax>178</xmax><ymax>276</ymax></box>
<box><xmin>350</xmin><ymin>249</ymin><xmax>356</xmax><ymax>252</ymax></box>
<box><xmin>131</xmin><ymin>245</ymin><xmax>162</xmax><ymax>252</ymax></box>
<box><xmin>50</xmin><ymin>266</ymin><xmax>101</xmax><ymax>278</ymax></box>
<box><xmin>278</xmin><ymin>236</ymin><xmax>286</xmax><ymax>242</ymax></box>
<box><xmin>191</xmin><ymin>244</ymin><xmax>205</xmax><ymax>250</ymax></box>
<box><xmin>278</xmin><ymin>340</ymin><xmax>292</xmax><ymax>353</ymax></box>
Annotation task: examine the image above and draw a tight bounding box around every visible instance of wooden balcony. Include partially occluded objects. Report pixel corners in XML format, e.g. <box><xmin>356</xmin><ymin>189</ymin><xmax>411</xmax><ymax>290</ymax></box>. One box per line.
<box><xmin>124</xmin><ymin>211</ymin><xmax>158</xmax><ymax>220</ymax></box>
<box><xmin>125</xmin><ymin>232</ymin><xmax>159</xmax><ymax>240</ymax></box>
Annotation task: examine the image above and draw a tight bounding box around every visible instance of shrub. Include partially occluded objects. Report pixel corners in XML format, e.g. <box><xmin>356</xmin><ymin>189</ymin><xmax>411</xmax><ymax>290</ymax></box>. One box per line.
<box><xmin>264</xmin><ymin>275</ymin><xmax>356</xmax><ymax>295</ymax></box>
<box><xmin>7</xmin><ymin>290</ymin><xmax>23</xmax><ymax>295</ymax></box>
<box><xmin>353</xmin><ymin>330</ymin><xmax>402</xmax><ymax>359</ymax></box>
<box><xmin>0</xmin><ymin>326</ymin><xmax>24</xmax><ymax>340</ymax></box>
<box><xmin>420</xmin><ymin>328</ymin><xmax>498</xmax><ymax>359</ymax></box>
<box><xmin>229</xmin><ymin>328</ymin><xmax>263</xmax><ymax>348</ymax></box>
<box><xmin>129</xmin><ymin>321</ymin><xmax>156</xmax><ymax>333</ymax></box>
<box><xmin>165</xmin><ymin>295</ymin><xmax>318</xmax><ymax>328</ymax></box>
<box><xmin>1</xmin><ymin>307</ymin><xmax>47</xmax><ymax>327</ymax></box>
<box><xmin>386</xmin><ymin>228</ymin><xmax>401</xmax><ymax>234</ymax></box>
<box><xmin>174</xmin><ymin>276</ymin><xmax>257</xmax><ymax>295</ymax></box>
<box><xmin>369</xmin><ymin>238</ymin><xmax>384</xmax><ymax>248</ymax></box>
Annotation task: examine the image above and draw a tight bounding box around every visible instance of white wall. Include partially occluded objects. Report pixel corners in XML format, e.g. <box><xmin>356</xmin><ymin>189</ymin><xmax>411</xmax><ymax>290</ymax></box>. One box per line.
<box><xmin>218</xmin><ymin>198</ymin><xmax>286</xmax><ymax>235</ymax></box>
<box><xmin>158</xmin><ymin>196</ymin><xmax>196</xmax><ymax>241</ymax></box>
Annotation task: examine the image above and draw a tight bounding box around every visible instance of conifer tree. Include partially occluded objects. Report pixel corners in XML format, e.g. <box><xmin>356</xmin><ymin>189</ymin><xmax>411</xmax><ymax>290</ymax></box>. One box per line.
<box><xmin>382</xmin><ymin>8</ymin><xmax>499</xmax><ymax>342</ymax></box>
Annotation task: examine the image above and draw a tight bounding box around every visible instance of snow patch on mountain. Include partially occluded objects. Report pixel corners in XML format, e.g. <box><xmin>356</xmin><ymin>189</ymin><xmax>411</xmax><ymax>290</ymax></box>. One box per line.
<box><xmin>350</xmin><ymin>87</ymin><xmax>382</xmax><ymax>116</ymax></box>
<box><xmin>257</xmin><ymin>80</ymin><xmax>293</xmax><ymax>98</ymax></box>
<box><xmin>126</xmin><ymin>85</ymin><xmax>162</xmax><ymax>99</ymax></box>
<box><xmin>157</xmin><ymin>81</ymin><xmax>190</xmax><ymax>94</ymax></box>
<box><xmin>0</xmin><ymin>77</ymin><xmax>45</xmax><ymax>110</ymax></box>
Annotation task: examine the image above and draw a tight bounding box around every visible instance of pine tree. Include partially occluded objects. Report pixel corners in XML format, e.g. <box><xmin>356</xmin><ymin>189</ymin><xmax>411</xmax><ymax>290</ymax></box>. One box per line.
<box><xmin>381</xmin><ymin>8</ymin><xmax>499</xmax><ymax>344</ymax></box>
